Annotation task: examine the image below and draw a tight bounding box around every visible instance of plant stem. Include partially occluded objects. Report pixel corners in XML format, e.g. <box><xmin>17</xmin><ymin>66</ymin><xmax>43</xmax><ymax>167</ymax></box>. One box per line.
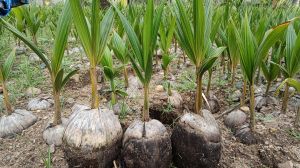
<box><xmin>163</xmin><ymin>69</ymin><xmax>167</xmax><ymax>81</ymax></box>
<box><xmin>206</xmin><ymin>69</ymin><xmax>212</xmax><ymax>97</ymax></box>
<box><xmin>256</xmin><ymin>68</ymin><xmax>261</xmax><ymax>85</ymax></box>
<box><xmin>143</xmin><ymin>83</ymin><xmax>150</xmax><ymax>122</ymax></box>
<box><xmin>249</xmin><ymin>82</ymin><xmax>255</xmax><ymax>132</ymax></box>
<box><xmin>281</xmin><ymin>84</ymin><xmax>289</xmax><ymax>114</ymax></box>
<box><xmin>295</xmin><ymin>106</ymin><xmax>300</xmax><ymax>128</ymax></box>
<box><xmin>33</xmin><ymin>34</ymin><xmax>38</xmax><ymax>45</ymax></box>
<box><xmin>174</xmin><ymin>38</ymin><xmax>177</xmax><ymax>53</ymax></box>
<box><xmin>221</xmin><ymin>55</ymin><xmax>225</xmax><ymax>74</ymax></box>
<box><xmin>111</xmin><ymin>79</ymin><xmax>116</xmax><ymax>105</ymax></box>
<box><xmin>163</xmin><ymin>68</ymin><xmax>172</xmax><ymax>96</ymax></box>
<box><xmin>155</xmin><ymin>50</ymin><xmax>159</xmax><ymax>67</ymax></box>
<box><xmin>231</xmin><ymin>66</ymin><xmax>236</xmax><ymax>85</ymax></box>
<box><xmin>2</xmin><ymin>81</ymin><xmax>13</xmax><ymax>115</ymax></box>
<box><xmin>265</xmin><ymin>81</ymin><xmax>271</xmax><ymax>96</ymax></box>
<box><xmin>241</xmin><ymin>78</ymin><xmax>247</xmax><ymax>106</ymax></box>
<box><xmin>168</xmin><ymin>82</ymin><xmax>172</xmax><ymax>96</ymax></box>
<box><xmin>195</xmin><ymin>68</ymin><xmax>203</xmax><ymax>116</ymax></box>
<box><xmin>124</xmin><ymin>66</ymin><xmax>129</xmax><ymax>88</ymax></box>
<box><xmin>53</xmin><ymin>90</ymin><xmax>62</xmax><ymax>126</ymax></box>
<box><xmin>90</xmin><ymin>66</ymin><xmax>99</xmax><ymax>109</ymax></box>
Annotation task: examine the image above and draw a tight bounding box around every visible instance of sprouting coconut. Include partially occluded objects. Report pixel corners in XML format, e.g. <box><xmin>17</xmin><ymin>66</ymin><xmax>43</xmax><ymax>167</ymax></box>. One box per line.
<box><xmin>0</xmin><ymin>49</ymin><xmax>37</xmax><ymax>138</ymax></box>
<box><xmin>115</xmin><ymin>0</ymin><xmax>172</xmax><ymax>167</ymax></box>
<box><xmin>1</xmin><ymin>1</ymin><xmax>77</xmax><ymax>145</ymax></box>
<box><xmin>172</xmin><ymin>0</ymin><xmax>226</xmax><ymax>167</ymax></box>
<box><xmin>62</xmin><ymin>0</ymin><xmax>123</xmax><ymax>167</ymax></box>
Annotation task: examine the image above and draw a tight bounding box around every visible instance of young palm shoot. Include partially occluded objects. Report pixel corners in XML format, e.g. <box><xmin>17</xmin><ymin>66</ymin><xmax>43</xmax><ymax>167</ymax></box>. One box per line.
<box><xmin>171</xmin><ymin>0</ymin><xmax>225</xmax><ymax>167</ymax></box>
<box><xmin>22</xmin><ymin>5</ymin><xmax>43</xmax><ymax>45</ymax></box>
<box><xmin>159</xmin><ymin>11</ymin><xmax>176</xmax><ymax>96</ymax></box>
<box><xmin>232</xmin><ymin>15</ymin><xmax>291</xmax><ymax>131</ymax></box>
<box><xmin>11</xmin><ymin>8</ymin><xmax>25</xmax><ymax>46</ymax></box>
<box><xmin>0</xmin><ymin>1</ymin><xmax>76</xmax><ymax>145</ymax></box>
<box><xmin>276</xmin><ymin>78</ymin><xmax>300</xmax><ymax>127</ymax></box>
<box><xmin>101</xmin><ymin>48</ymin><xmax>127</xmax><ymax>105</ymax></box>
<box><xmin>161</xmin><ymin>54</ymin><xmax>174</xmax><ymax>96</ymax></box>
<box><xmin>278</xmin><ymin>24</ymin><xmax>300</xmax><ymax>113</ymax></box>
<box><xmin>261</xmin><ymin>45</ymin><xmax>283</xmax><ymax>96</ymax></box>
<box><xmin>62</xmin><ymin>1</ymin><xmax>122</xmax><ymax>167</ymax></box>
<box><xmin>0</xmin><ymin>49</ymin><xmax>37</xmax><ymax>138</ymax></box>
<box><xmin>227</xmin><ymin>20</ymin><xmax>240</xmax><ymax>86</ymax></box>
<box><xmin>115</xmin><ymin>1</ymin><xmax>172</xmax><ymax>167</ymax></box>
<box><xmin>251</xmin><ymin>44</ymin><xmax>283</xmax><ymax>111</ymax></box>
<box><xmin>110</xmin><ymin>32</ymin><xmax>130</xmax><ymax>88</ymax></box>
<box><xmin>0</xmin><ymin>50</ymin><xmax>14</xmax><ymax>115</ymax></box>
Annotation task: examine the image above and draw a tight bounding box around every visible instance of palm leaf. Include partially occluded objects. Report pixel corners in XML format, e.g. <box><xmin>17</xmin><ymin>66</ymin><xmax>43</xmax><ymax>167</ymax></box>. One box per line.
<box><xmin>0</xmin><ymin>18</ymin><xmax>50</xmax><ymax>71</ymax></box>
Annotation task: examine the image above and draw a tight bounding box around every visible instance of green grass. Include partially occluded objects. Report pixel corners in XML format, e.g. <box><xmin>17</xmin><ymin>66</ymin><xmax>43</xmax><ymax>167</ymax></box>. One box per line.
<box><xmin>119</xmin><ymin>100</ymin><xmax>130</xmax><ymax>120</ymax></box>
<box><xmin>174</xmin><ymin>69</ymin><xmax>196</xmax><ymax>93</ymax></box>
<box><xmin>257</xmin><ymin>113</ymin><xmax>274</xmax><ymax>122</ymax></box>
<box><xmin>8</xmin><ymin>55</ymin><xmax>46</xmax><ymax>101</ymax></box>
<box><xmin>287</xmin><ymin>129</ymin><xmax>300</xmax><ymax>140</ymax></box>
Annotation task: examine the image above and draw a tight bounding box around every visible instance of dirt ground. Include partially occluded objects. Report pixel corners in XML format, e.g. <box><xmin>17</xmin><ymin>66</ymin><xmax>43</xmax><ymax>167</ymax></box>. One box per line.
<box><xmin>0</xmin><ymin>48</ymin><xmax>300</xmax><ymax>168</ymax></box>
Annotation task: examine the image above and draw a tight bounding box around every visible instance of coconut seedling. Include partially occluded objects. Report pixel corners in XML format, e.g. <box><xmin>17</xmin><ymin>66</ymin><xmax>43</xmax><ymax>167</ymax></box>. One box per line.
<box><xmin>110</xmin><ymin>32</ymin><xmax>130</xmax><ymax>88</ymax></box>
<box><xmin>0</xmin><ymin>49</ymin><xmax>37</xmax><ymax>138</ymax></box>
<box><xmin>101</xmin><ymin>47</ymin><xmax>127</xmax><ymax>105</ymax></box>
<box><xmin>278</xmin><ymin>24</ymin><xmax>300</xmax><ymax>113</ymax></box>
<box><xmin>11</xmin><ymin>7</ymin><xmax>25</xmax><ymax>46</ymax></box>
<box><xmin>0</xmin><ymin>1</ymin><xmax>76</xmax><ymax>145</ymax></box>
<box><xmin>22</xmin><ymin>5</ymin><xmax>43</xmax><ymax>45</ymax></box>
<box><xmin>158</xmin><ymin>10</ymin><xmax>176</xmax><ymax>96</ymax></box>
<box><xmin>171</xmin><ymin>0</ymin><xmax>226</xmax><ymax>167</ymax></box>
<box><xmin>115</xmin><ymin>1</ymin><xmax>172</xmax><ymax>167</ymax></box>
<box><xmin>251</xmin><ymin>44</ymin><xmax>283</xmax><ymax>111</ymax></box>
<box><xmin>205</xmin><ymin>8</ymin><xmax>223</xmax><ymax>97</ymax></box>
<box><xmin>231</xmin><ymin>14</ymin><xmax>291</xmax><ymax>131</ymax></box>
<box><xmin>227</xmin><ymin>19</ymin><xmax>240</xmax><ymax>86</ymax></box>
<box><xmin>276</xmin><ymin>78</ymin><xmax>300</xmax><ymax>127</ymax></box>
<box><xmin>62</xmin><ymin>1</ymin><xmax>123</xmax><ymax>167</ymax></box>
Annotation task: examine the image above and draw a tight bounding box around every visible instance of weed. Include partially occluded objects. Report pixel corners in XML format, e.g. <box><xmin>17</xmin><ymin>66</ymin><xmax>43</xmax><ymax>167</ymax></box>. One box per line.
<box><xmin>119</xmin><ymin>100</ymin><xmax>130</xmax><ymax>120</ymax></box>
<box><xmin>42</xmin><ymin>147</ymin><xmax>52</xmax><ymax>168</ymax></box>
<box><xmin>174</xmin><ymin>70</ymin><xmax>196</xmax><ymax>93</ymax></box>
<box><xmin>287</xmin><ymin>129</ymin><xmax>300</xmax><ymax>140</ymax></box>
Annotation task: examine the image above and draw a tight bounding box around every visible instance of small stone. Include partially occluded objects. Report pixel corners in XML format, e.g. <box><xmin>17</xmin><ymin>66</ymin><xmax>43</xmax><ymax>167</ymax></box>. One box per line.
<box><xmin>289</xmin><ymin>87</ymin><xmax>296</xmax><ymax>94</ymax></box>
<box><xmin>255</xmin><ymin>86</ymin><xmax>264</xmax><ymax>95</ymax></box>
<box><xmin>27</xmin><ymin>98</ymin><xmax>53</xmax><ymax>111</ymax></box>
<box><xmin>71</xmin><ymin>74</ymin><xmax>80</xmax><ymax>83</ymax></box>
<box><xmin>26</xmin><ymin>87</ymin><xmax>41</xmax><ymax>97</ymax></box>
<box><xmin>278</xmin><ymin>161</ymin><xmax>293</xmax><ymax>168</ymax></box>
<box><xmin>49</xmin><ymin>144</ymin><xmax>55</xmax><ymax>153</ymax></box>
<box><xmin>29</xmin><ymin>53</ymin><xmax>40</xmax><ymax>62</ymax></box>
<box><xmin>66</xmin><ymin>98</ymin><xmax>75</xmax><ymax>105</ymax></box>
<box><xmin>16</xmin><ymin>46</ymin><xmax>26</xmax><ymax>55</ymax></box>
<box><xmin>102</xmin><ymin>98</ymin><xmax>107</xmax><ymax>103</ymax></box>
<box><xmin>168</xmin><ymin>91</ymin><xmax>183</xmax><ymax>108</ymax></box>
<box><xmin>112</xmin><ymin>103</ymin><xmax>122</xmax><ymax>115</ymax></box>
<box><xmin>294</xmin><ymin>163</ymin><xmax>300</xmax><ymax>168</ymax></box>
<box><xmin>269</xmin><ymin>128</ymin><xmax>277</xmax><ymax>133</ymax></box>
<box><xmin>155</xmin><ymin>85</ymin><xmax>164</xmax><ymax>92</ymax></box>
<box><xmin>240</xmin><ymin>106</ymin><xmax>250</xmax><ymax>113</ymax></box>
<box><xmin>235</xmin><ymin>82</ymin><xmax>243</xmax><ymax>90</ymax></box>
<box><xmin>225</xmin><ymin>110</ymin><xmax>247</xmax><ymax>129</ymax></box>
<box><xmin>69</xmin><ymin>47</ymin><xmax>80</xmax><ymax>55</ymax></box>
<box><xmin>231</xmin><ymin>90</ymin><xmax>242</xmax><ymax>102</ymax></box>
